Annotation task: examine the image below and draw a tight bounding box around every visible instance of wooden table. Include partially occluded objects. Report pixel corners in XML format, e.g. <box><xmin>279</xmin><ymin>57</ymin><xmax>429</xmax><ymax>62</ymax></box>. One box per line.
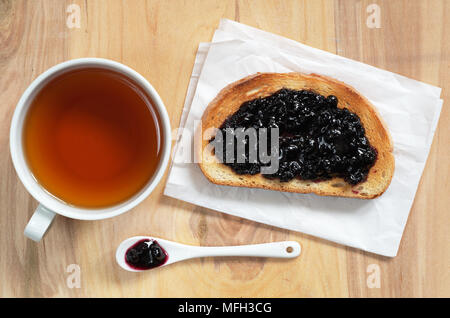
<box><xmin>0</xmin><ymin>0</ymin><xmax>448</xmax><ymax>297</ymax></box>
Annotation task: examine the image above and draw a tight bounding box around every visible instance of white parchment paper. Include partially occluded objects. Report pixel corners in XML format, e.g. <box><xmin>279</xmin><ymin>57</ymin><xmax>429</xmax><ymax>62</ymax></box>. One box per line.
<box><xmin>164</xmin><ymin>20</ymin><xmax>443</xmax><ymax>257</ymax></box>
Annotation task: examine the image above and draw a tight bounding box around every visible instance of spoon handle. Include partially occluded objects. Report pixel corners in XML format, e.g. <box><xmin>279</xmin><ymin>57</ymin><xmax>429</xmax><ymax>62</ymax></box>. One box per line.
<box><xmin>188</xmin><ymin>241</ymin><xmax>301</xmax><ymax>259</ymax></box>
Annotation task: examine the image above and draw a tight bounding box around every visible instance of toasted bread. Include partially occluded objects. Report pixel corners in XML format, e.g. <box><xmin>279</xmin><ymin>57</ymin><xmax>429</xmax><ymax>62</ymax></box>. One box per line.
<box><xmin>196</xmin><ymin>72</ymin><xmax>394</xmax><ymax>199</ymax></box>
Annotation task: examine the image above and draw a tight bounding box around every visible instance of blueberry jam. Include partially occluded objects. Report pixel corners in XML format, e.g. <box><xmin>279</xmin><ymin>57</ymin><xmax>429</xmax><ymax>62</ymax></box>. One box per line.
<box><xmin>213</xmin><ymin>88</ymin><xmax>377</xmax><ymax>185</ymax></box>
<box><xmin>125</xmin><ymin>239</ymin><xmax>168</xmax><ymax>270</ymax></box>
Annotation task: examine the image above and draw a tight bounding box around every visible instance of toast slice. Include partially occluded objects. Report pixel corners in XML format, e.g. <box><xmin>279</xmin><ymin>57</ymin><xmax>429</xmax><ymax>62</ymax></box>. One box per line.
<box><xmin>196</xmin><ymin>72</ymin><xmax>394</xmax><ymax>199</ymax></box>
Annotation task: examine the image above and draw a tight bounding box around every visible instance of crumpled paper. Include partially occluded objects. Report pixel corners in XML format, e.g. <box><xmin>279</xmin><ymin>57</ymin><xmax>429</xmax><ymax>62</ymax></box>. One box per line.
<box><xmin>164</xmin><ymin>19</ymin><xmax>443</xmax><ymax>257</ymax></box>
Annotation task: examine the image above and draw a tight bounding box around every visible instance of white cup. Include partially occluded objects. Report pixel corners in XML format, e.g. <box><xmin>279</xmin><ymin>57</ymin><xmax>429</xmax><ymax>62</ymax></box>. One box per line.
<box><xmin>9</xmin><ymin>58</ymin><xmax>172</xmax><ymax>242</ymax></box>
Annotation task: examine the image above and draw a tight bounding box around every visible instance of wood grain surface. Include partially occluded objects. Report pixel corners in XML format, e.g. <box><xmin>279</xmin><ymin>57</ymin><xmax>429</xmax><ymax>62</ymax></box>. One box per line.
<box><xmin>0</xmin><ymin>0</ymin><xmax>448</xmax><ymax>297</ymax></box>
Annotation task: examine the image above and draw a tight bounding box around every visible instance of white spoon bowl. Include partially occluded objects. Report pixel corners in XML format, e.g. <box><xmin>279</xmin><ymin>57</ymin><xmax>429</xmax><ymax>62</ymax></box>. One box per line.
<box><xmin>116</xmin><ymin>236</ymin><xmax>301</xmax><ymax>272</ymax></box>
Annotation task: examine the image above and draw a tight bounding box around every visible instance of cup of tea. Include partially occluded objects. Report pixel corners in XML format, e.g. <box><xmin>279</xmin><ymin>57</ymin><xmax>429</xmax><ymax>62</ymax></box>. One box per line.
<box><xmin>10</xmin><ymin>58</ymin><xmax>171</xmax><ymax>241</ymax></box>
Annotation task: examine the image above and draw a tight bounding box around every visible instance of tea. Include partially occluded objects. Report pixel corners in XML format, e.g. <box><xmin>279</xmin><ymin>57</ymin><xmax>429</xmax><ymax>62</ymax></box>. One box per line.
<box><xmin>23</xmin><ymin>68</ymin><xmax>161</xmax><ymax>208</ymax></box>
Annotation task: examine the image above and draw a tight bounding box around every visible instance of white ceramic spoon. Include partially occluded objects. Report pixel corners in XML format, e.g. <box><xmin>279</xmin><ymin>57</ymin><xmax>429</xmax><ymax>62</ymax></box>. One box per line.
<box><xmin>116</xmin><ymin>236</ymin><xmax>301</xmax><ymax>272</ymax></box>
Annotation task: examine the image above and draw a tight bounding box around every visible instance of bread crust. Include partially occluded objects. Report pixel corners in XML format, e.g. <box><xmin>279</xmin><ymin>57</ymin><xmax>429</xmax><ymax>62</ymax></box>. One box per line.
<box><xmin>196</xmin><ymin>72</ymin><xmax>395</xmax><ymax>199</ymax></box>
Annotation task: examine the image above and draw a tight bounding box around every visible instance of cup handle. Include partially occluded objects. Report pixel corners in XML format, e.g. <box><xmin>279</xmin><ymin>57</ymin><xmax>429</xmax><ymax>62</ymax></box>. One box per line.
<box><xmin>24</xmin><ymin>204</ymin><xmax>56</xmax><ymax>242</ymax></box>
